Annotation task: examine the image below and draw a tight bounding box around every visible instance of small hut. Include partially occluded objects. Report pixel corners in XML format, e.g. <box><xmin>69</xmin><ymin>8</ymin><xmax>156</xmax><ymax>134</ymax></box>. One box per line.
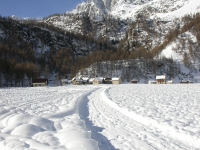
<box><xmin>32</xmin><ymin>78</ymin><xmax>48</xmax><ymax>87</ymax></box>
<box><xmin>130</xmin><ymin>79</ymin><xmax>138</xmax><ymax>84</ymax></box>
<box><xmin>148</xmin><ymin>80</ymin><xmax>156</xmax><ymax>84</ymax></box>
<box><xmin>167</xmin><ymin>80</ymin><xmax>173</xmax><ymax>84</ymax></box>
<box><xmin>72</xmin><ymin>76</ymin><xmax>83</xmax><ymax>85</ymax></box>
<box><xmin>180</xmin><ymin>80</ymin><xmax>193</xmax><ymax>84</ymax></box>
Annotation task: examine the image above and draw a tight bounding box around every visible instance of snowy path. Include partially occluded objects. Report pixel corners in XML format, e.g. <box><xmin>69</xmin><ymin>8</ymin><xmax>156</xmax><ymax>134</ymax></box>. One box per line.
<box><xmin>0</xmin><ymin>85</ymin><xmax>200</xmax><ymax>150</ymax></box>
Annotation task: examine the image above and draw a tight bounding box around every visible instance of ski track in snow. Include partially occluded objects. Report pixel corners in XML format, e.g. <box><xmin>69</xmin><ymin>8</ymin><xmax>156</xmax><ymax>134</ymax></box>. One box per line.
<box><xmin>0</xmin><ymin>84</ymin><xmax>200</xmax><ymax>149</ymax></box>
<box><xmin>87</xmin><ymin>86</ymin><xmax>194</xmax><ymax>150</ymax></box>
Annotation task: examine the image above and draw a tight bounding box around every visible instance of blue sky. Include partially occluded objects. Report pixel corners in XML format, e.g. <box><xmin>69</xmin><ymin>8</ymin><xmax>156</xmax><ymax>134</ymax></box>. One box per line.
<box><xmin>0</xmin><ymin>0</ymin><xmax>86</xmax><ymax>19</ymax></box>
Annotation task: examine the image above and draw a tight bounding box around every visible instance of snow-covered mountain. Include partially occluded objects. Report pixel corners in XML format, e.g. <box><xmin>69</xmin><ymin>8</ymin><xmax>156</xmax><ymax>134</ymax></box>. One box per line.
<box><xmin>74</xmin><ymin>0</ymin><xmax>200</xmax><ymax>20</ymax></box>
<box><xmin>44</xmin><ymin>0</ymin><xmax>200</xmax><ymax>45</ymax></box>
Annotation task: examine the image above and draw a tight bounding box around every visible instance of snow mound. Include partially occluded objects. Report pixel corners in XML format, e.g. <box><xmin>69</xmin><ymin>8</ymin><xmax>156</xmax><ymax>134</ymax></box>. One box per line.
<box><xmin>1</xmin><ymin>113</ymin><xmax>55</xmax><ymax>134</ymax></box>
<box><xmin>11</xmin><ymin>124</ymin><xmax>43</xmax><ymax>137</ymax></box>
<box><xmin>0</xmin><ymin>139</ymin><xmax>30</xmax><ymax>150</ymax></box>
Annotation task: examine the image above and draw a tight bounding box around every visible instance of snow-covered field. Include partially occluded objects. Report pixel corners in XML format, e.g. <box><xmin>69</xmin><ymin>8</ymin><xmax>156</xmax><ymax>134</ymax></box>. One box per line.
<box><xmin>0</xmin><ymin>84</ymin><xmax>200</xmax><ymax>150</ymax></box>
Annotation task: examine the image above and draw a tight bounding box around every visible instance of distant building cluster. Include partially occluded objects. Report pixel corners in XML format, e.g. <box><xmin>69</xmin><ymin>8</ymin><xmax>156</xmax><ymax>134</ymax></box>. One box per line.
<box><xmin>30</xmin><ymin>76</ymin><xmax>122</xmax><ymax>87</ymax></box>
<box><xmin>148</xmin><ymin>75</ymin><xmax>193</xmax><ymax>84</ymax></box>
<box><xmin>69</xmin><ymin>76</ymin><xmax>122</xmax><ymax>85</ymax></box>
<box><xmin>31</xmin><ymin>75</ymin><xmax>194</xmax><ymax>87</ymax></box>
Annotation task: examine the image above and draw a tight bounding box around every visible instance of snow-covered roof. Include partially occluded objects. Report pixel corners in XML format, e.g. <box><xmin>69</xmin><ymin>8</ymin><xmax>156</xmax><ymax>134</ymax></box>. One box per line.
<box><xmin>89</xmin><ymin>78</ymin><xmax>95</xmax><ymax>82</ymax></box>
<box><xmin>95</xmin><ymin>77</ymin><xmax>104</xmax><ymax>82</ymax></box>
<box><xmin>82</xmin><ymin>77</ymin><xmax>89</xmax><ymax>81</ymax></box>
<box><xmin>72</xmin><ymin>76</ymin><xmax>83</xmax><ymax>82</ymax></box>
<box><xmin>112</xmin><ymin>77</ymin><xmax>121</xmax><ymax>81</ymax></box>
<box><xmin>156</xmin><ymin>75</ymin><xmax>166</xmax><ymax>80</ymax></box>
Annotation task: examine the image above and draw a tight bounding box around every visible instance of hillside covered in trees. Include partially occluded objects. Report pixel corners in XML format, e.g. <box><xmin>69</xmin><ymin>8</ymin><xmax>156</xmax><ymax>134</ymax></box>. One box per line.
<box><xmin>0</xmin><ymin>16</ymin><xmax>115</xmax><ymax>86</ymax></box>
<box><xmin>0</xmin><ymin>1</ymin><xmax>200</xmax><ymax>86</ymax></box>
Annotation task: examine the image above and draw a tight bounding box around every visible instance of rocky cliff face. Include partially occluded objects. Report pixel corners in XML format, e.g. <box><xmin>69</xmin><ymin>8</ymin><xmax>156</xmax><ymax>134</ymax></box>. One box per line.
<box><xmin>75</xmin><ymin>0</ymin><xmax>152</xmax><ymax>18</ymax></box>
<box><xmin>43</xmin><ymin>0</ymin><xmax>200</xmax><ymax>53</ymax></box>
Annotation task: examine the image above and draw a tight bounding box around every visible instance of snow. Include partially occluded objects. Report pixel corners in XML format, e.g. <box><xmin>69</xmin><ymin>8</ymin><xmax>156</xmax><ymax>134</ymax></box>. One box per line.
<box><xmin>160</xmin><ymin>44</ymin><xmax>183</xmax><ymax>61</ymax></box>
<box><xmin>111</xmin><ymin>3</ymin><xmax>142</xmax><ymax>19</ymax></box>
<box><xmin>155</xmin><ymin>0</ymin><xmax>200</xmax><ymax>20</ymax></box>
<box><xmin>0</xmin><ymin>84</ymin><xmax>200</xmax><ymax>149</ymax></box>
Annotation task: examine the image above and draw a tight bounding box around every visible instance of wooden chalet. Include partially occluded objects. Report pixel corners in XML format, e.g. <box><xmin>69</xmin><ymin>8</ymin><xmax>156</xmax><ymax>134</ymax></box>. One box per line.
<box><xmin>32</xmin><ymin>78</ymin><xmax>48</xmax><ymax>87</ymax></box>
<box><xmin>156</xmin><ymin>75</ymin><xmax>166</xmax><ymax>84</ymax></box>
<box><xmin>104</xmin><ymin>78</ymin><xmax>112</xmax><ymax>84</ymax></box>
<box><xmin>112</xmin><ymin>77</ymin><xmax>122</xmax><ymax>84</ymax></box>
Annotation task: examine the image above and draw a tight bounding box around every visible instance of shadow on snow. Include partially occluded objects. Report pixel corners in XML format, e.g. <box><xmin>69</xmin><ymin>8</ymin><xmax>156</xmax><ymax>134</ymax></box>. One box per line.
<box><xmin>77</xmin><ymin>90</ymin><xmax>118</xmax><ymax>150</ymax></box>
